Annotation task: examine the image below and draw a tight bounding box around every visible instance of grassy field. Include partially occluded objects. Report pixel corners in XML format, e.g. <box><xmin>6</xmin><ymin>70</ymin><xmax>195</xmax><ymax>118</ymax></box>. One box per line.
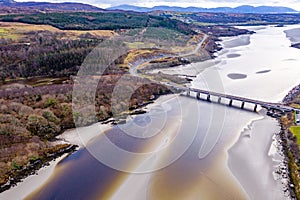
<box><xmin>290</xmin><ymin>103</ymin><xmax>300</xmax><ymax>109</ymax></box>
<box><xmin>290</xmin><ymin>126</ymin><xmax>300</xmax><ymax>145</ymax></box>
<box><xmin>123</xmin><ymin>27</ymin><xmax>197</xmax><ymax>55</ymax></box>
<box><xmin>0</xmin><ymin>22</ymin><xmax>115</xmax><ymax>41</ymax></box>
<box><xmin>124</xmin><ymin>41</ymin><xmax>156</xmax><ymax>49</ymax></box>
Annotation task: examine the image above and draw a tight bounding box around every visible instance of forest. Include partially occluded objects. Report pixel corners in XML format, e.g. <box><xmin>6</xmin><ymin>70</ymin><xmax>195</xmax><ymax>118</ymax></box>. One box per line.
<box><xmin>0</xmin><ymin>32</ymin><xmax>103</xmax><ymax>79</ymax></box>
<box><xmin>0</xmin><ymin>12</ymin><xmax>194</xmax><ymax>34</ymax></box>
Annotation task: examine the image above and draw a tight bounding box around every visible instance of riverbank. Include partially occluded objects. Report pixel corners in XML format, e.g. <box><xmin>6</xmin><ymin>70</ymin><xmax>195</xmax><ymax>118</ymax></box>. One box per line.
<box><xmin>0</xmin><ymin>154</ymin><xmax>68</xmax><ymax>200</ymax></box>
<box><xmin>56</xmin><ymin>123</ymin><xmax>113</xmax><ymax>148</ymax></box>
<box><xmin>56</xmin><ymin>94</ymin><xmax>178</xmax><ymax>148</ymax></box>
<box><xmin>0</xmin><ymin>94</ymin><xmax>179</xmax><ymax>199</ymax></box>
<box><xmin>0</xmin><ymin>32</ymin><xmax>201</xmax><ymax>195</ymax></box>
<box><xmin>280</xmin><ymin>84</ymin><xmax>300</xmax><ymax>199</ymax></box>
<box><xmin>285</xmin><ymin>27</ymin><xmax>300</xmax><ymax>50</ymax></box>
<box><xmin>0</xmin><ymin>142</ymin><xmax>77</xmax><ymax>193</ymax></box>
<box><xmin>0</xmin><ymin>119</ymin><xmax>116</xmax><ymax>199</ymax></box>
<box><xmin>227</xmin><ymin>114</ymin><xmax>291</xmax><ymax>200</ymax></box>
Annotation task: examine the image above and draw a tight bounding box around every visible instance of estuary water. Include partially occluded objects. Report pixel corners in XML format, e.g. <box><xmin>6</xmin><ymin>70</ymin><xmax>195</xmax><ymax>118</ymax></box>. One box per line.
<box><xmin>2</xmin><ymin>25</ymin><xmax>300</xmax><ymax>200</ymax></box>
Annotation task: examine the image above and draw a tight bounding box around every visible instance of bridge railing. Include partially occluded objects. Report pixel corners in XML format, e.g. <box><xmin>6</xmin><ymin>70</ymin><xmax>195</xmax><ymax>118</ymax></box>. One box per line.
<box><xmin>175</xmin><ymin>86</ymin><xmax>295</xmax><ymax>113</ymax></box>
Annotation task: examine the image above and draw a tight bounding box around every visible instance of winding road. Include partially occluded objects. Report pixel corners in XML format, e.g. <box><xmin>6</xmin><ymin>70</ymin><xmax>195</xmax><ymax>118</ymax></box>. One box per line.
<box><xmin>129</xmin><ymin>33</ymin><xmax>209</xmax><ymax>77</ymax></box>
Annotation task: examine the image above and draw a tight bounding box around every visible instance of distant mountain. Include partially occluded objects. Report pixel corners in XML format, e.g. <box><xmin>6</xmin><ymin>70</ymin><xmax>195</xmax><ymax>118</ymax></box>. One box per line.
<box><xmin>108</xmin><ymin>4</ymin><xmax>297</xmax><ymax>14</ymax></box>
<box><xmin>0</xmin><ymin>0</ymin><xmax>15</xmax><ymax>4</ymax></box>
<box><xmin>0</xmin><ymin>0</ymin><xmax>104</xmax><ymax>12</ymax></box>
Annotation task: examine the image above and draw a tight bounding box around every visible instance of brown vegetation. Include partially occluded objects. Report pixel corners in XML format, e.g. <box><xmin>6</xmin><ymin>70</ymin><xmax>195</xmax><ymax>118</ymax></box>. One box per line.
<box><xmin>0</xmin><ymin>71</ymin><xmax>170</xmax><ymax>190</ymax></box>
<box><xmin>281</xmin><ymin>90</ymin><xmax>300</xmax><ymax>199</ymax></box>
<box><xmin>0</xmin><ymin>14</ymin><xmax>211</xmax><ymax>191</ymax></box>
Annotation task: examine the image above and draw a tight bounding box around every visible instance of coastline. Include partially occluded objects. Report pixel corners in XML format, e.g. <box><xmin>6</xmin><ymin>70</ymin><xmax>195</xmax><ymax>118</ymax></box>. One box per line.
<box><xmin>0</xmin><ymin>94</ymin><xmax>178</xmax><ymax>199</ymax></box>
<box><xmin>280</xmin><ymin>84</ymin><xmax>300</xmax><ymax>199</ymax></box>
<box><xmin>227</xmin><ymin>83</ymin><xmax>300</xmax><ymax>200</ymax></box>
<box><xmin>0</xmin><ymin>121</ymin><xmax>114</xmax><ymax>199</ymax></box>
<box><xmin>0</xmin><ymin>123</ymin><xmax>112</xmax><ymax>199</ymax></box>
<box><xmin>56</xmin><ymin>122</ymin><xmax>113</xmax><ymax>148</ymax></box>
<box><xmin>227</xmin><ymin>114</ymin><xmax>291</xmax><ymax>199</ymax></box>
<box><xmin>0</xmin><ymin>154</ymin><xmax>67</xmax><ymax>200</ymax></box>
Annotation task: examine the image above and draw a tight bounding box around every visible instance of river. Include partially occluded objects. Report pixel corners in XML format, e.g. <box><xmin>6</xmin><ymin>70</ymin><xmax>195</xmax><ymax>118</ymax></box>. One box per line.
<box><xmin>2</xmin><ymin>25</ymin><xmax>300</xmax><ymax>200</ymax></box>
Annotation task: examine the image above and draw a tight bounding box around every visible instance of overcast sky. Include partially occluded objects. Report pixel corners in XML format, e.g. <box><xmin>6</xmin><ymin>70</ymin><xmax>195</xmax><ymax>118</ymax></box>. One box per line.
<box><xmin>16</xmin><ymin>0</ymin><xmax>300</xmax><ymax>10</ymax></box>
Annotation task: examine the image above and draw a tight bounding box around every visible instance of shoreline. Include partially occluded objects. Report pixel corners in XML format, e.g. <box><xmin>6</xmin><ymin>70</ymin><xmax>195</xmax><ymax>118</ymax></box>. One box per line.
<box><xmin>0</xmin><ymin>154</ymin><xmax>67</xmax><ymax>200</ymax></box>
<box><xmin>0</xmin><ymin>31</ymin><xmax>202</xmax><ymax>195</ymax></box>
<box><xmin>280</xmin><ymin>83</ymin><xmax>300</xmax><ymax>199</ymax></box>
<box><xmin>275</xmin><ymin>120</ymin><xmax>296</xmax><ymax>198</ymax></box>
<box><xmin>0</xmin><ymin>94</ymin><xmax>178</xmax><ymax>199</ymax></box>
<box><xmin>226</xmin><ymin>112</ymin><xmax>289</xmax><ymax>199</ymax></box>
<box><xmin>227</xmin><ymin>83</ymin><xmax>300</xmax><ymax>200</ymax></box>
<box><xmin>0</xmin><ymin>123</ymin><xmax>112</xmax><ymax>199</ymax></box>
<box><xmin>2</xmin><ymin>25</ymin><xmax>299</xmax><ymax>199</ymax></box>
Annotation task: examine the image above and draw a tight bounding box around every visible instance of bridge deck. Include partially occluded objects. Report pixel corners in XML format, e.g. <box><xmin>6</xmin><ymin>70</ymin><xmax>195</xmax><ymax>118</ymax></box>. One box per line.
<box><xmin>175</xmin><ymin>86</ymin><xmax>295</xmax><ymax>113</ymax></box>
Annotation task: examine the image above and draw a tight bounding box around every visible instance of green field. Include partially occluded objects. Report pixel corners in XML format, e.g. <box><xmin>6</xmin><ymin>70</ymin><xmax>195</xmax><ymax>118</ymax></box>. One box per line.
<box><xmin>290</xmin><ymin>126</ymin><xmax>300</xmax><ymax>145</ymax></box>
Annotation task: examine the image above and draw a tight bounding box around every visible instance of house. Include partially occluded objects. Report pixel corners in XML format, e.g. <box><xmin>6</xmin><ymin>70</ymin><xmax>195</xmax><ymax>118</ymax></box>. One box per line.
<box><xmin>294</xmin><ymin>110</ymin><xmax>300</xmax><ymax>125</ymax></box>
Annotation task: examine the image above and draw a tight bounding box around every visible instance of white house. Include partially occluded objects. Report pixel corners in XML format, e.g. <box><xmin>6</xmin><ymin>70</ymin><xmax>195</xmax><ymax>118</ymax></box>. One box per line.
<box><xmin>295</xmin><ymin>110</ymin><xmax>300</xmax><ymax>125</ymax></box>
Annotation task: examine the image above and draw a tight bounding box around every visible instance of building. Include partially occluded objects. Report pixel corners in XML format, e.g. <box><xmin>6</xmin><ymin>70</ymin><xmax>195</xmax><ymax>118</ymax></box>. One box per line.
<box><xmin>294</xmin><ymin>110</ymin><xmax>300</xmax><ymax>125</ymax></box>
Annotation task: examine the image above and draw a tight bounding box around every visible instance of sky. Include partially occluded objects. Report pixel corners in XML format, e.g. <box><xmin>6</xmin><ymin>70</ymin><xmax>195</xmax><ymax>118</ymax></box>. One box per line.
<box><xmin>16</xmin><ymin>0</ymin><xmax>300</xmax><ymax>11</ymax></box>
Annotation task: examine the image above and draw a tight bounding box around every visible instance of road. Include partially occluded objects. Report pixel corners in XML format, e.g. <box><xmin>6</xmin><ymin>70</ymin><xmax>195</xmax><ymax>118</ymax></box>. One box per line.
<box><xmin>128</xmin><ymin>34</ymin><xmax>209</xmax><ymax>77</ymax></box>
<box><xmin>180</xmin><ymin>34</ymin><xmax>208</xmax><ymax>57</ymax></box>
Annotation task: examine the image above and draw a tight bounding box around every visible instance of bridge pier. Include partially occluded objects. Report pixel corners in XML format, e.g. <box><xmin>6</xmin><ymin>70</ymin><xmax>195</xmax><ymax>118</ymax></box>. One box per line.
<box><xmin>207</xmin><ymin>94</ymin><xmax>211</xmax><ymax>102</ymax></box>
<box><xmin>229</xmin><ymin>99</ymin><xmax>233</xmax><ymax>107</ymax></box>
<box><xmin>196</xmin><ymin>92</ymin><xmax>201</xmax><ymax>100</ymax></box>
<box><xmin>187</xmin><ymin>90</ymin><xmax>190</xmax><ymax>96</ymax></box>
<box><xmin>241</xmin><ymin>102</ymin><xmax>245</xmax><ymax>109</ymax></box>
<box><xmin>254</xmin><ymin>104</ymin><xmax>258</xmax><ymax>112</ymax></box>
<box><xmin>181</xmin><ymin>87</ymin><xmax>295</xmax><ymax>114</ymax></box>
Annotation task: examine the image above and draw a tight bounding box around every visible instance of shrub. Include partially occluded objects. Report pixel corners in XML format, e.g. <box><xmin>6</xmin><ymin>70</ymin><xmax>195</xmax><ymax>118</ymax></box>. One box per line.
<box><xmin>44</xmin><ymin>98</ymin><xmax>57</xmax><ymax>108</ymax></box>
<box><xmin>42</xmin><ymin>110</ymin><xmax>59</xmax><ymax>124</ymax></box>
<box><xmin>11</xmin><ymin>161</ymin><xmax>20</xmax><ymax>170</ymax></box>
<box><xmin>27</xmin><ymin>114</ymin><xmax>60</xmax><ymax>139</ymax></box>
<box><xmin>19</xmin><ymin>105</ymin><xmax>34</xmax><ymax>116</ymax></box>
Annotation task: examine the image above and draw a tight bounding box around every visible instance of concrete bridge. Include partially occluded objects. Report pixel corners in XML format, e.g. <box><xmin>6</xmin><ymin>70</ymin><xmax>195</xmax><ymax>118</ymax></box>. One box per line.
<box><xmin>175</xmin><ymin>86</ymin><xmax>295</xmax><ymax>114</ymax></box>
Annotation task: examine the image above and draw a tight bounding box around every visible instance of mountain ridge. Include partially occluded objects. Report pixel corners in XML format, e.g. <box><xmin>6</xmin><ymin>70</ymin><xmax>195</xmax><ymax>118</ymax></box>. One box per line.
<box><xmin>0</xmin><ymin>1</ymin><xmax>297</xmax><ymax>14</ymax></box>
<box><xmin>108</xmin><ymin>4</ymin><xmax>298</xmax><ymax>13</ymax></box>
<box><xmin>0</xmin><ymin>0</ymin><xmax>104</xmax><ymax>12</ymax></box>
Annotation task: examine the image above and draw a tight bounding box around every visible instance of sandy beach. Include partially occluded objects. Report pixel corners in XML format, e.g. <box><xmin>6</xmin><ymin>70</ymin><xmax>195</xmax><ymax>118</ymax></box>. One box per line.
<box><xmin>56</xmin><ymin>122</ymin><xmax>113</xmax><ymax>148</ymax></box>
<box><xmin>285</xmin><ymin>27</ymin><xmax>300</xmax><ymax>44</ymax></box>
<box><xmin>221</xmin><ymin>35</ymin><xmax>251</xmax><ymax>49</ymax></box>
<box><xmin>228</xmin><ymin>115</ymin><xmax>287</xmax><ymax>200</ymax></box>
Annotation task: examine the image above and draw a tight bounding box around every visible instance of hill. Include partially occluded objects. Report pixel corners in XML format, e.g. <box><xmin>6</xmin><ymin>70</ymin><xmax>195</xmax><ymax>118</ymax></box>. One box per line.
<box><xmin>0</xmin><ymin>11</ymin><xmax>194</xmax><ymax>34</ymax></box>
<box><xmin>0</xmin><ymin>0</ymin><xmax>104</xmax><ymax>12</ymax></box>
<box><xmin>108</xmin><ymin>4</ymin><xmax>297</xmax><ymax>14</ymax></box>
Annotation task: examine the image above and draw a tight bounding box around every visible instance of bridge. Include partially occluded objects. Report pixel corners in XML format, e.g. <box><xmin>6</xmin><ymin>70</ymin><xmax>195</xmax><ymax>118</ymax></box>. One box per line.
<box><xmin>173</xmin><ymin>86</ymin><xmax>296</xmax><ymax>114</ymax></box>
